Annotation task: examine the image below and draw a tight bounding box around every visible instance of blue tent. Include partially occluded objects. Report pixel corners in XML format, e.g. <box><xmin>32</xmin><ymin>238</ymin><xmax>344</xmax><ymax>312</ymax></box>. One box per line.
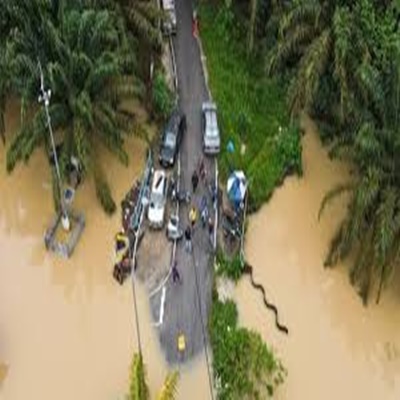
<box><xmin>227</xmin><ymin>171</ymin><xmax>247</xmax><ymax>208</ymax></box>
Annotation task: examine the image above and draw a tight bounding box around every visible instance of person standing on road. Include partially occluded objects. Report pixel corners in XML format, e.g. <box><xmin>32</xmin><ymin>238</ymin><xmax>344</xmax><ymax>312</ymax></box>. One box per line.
<box><xmin>189</xmin><ymin>205</ymin><xmax>198</xmax><ymax>228</ymax></box>
<box><xmin>201</xmin><ymin>207</ymin><xmax>209</xmax><ymax>228</ymax></box>
<box><xmin>184</xmin><ymin>225</ymin><xmax>192</xmax><ymax>253</ymax></box>
<box><xmin>208</xmin><ymin>216</ymin><xmax>214</xmax><ymax>245</ymax></box>
<box><xmin>200</xmin><ymin>196</ymin><xmax>209</xmax><ymax>228</ymax></box>
<box><xmin>191</xmin><ymin>170</ymin><xmax>199</xmax><ymax>193</ymax></box>
<box><xmin>199</xmin><ymin>157</ymin><xmax>206</xmax><ymax>182</ymax></box>
<box><xmin>172</xmin><ymin>261</ymin><xmax>181</xmax><ymax>283</ymax></box>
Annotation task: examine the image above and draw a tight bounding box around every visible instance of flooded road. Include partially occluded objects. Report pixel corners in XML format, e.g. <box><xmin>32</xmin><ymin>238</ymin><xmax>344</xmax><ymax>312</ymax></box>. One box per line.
<box><xmin>0</xmin><ymin>101</ymin><xmax>210</xmax><ymax>400</ymax></box>
<box><xmin>236</xmin><ymin>116</ymin><xmax>400</xmax><ymax>400</ymax></box>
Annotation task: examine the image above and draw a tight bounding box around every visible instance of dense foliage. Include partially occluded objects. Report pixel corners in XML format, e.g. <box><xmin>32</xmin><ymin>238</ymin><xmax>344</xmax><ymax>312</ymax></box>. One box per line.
<box><xmin>263</xmin><ymin>0</ymin><xmax>400</xmax><ymax>303</ymax></box>
<box><xmin>200</xmin><ymin>3</ymin><xmax>302</xmax><ymax>210</ymax></box>
<box><xmin>209</xmin><ymin>291</ymin><xmax>286</xmax><ymax>399</ymax></box>
<box><xmin>215</xmin><ymin>250</ymin><xmax>244</xmax><ymax>281</ymax></box>
<box><xmin>0</xmin><ymin>0</ymin><xmax>160</xmax><ymax>214</ymax></box>
<box><xmin>151</xmin><ymin>72</ymin><xmax>175</xmax><ymax>122</ymax></box>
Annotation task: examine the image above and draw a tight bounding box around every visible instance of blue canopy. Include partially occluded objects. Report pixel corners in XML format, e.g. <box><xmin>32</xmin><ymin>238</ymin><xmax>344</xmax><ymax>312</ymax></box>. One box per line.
<box><xmin>227</xmin><ymin>171</ymin><xmax>247</xmax><ymax>208</ymax></box>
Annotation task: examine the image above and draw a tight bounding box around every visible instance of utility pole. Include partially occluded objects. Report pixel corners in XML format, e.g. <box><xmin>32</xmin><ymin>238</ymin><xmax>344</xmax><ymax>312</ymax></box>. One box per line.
<box><xmin>38</xmin><ymin>60</ymin><xmax>70</xmax><ymax>231</ymax></box>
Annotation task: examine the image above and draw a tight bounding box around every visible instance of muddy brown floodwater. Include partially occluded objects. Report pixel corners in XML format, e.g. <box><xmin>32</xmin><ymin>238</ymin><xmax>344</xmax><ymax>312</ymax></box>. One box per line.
<box><xmin>5</xmin><ymin>98</ymin><xmax>399</xmax><ymax>400</ymax></box>
<box><xmin>236</xmin><ymin>116</ymin><xmax>400</xmax><ymax>400</ymax></box>
<box><xmin>0</xmin><ymin>101</ymin><xmax>210</xmax><ymax>400</ymax></box>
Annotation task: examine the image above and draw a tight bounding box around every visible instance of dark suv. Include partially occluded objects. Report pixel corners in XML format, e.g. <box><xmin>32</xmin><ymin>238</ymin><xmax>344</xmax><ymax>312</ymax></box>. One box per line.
<box><xmin>159</xmin><ymin>110</ymin><xmax>186</xmax><ymax>167</ymax></box>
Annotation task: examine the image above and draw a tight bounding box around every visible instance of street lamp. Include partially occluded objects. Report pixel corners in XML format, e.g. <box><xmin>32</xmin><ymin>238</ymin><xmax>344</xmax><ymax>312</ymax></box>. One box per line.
<box><xmin>38</xmin><ymin>60</ymin><xmax>70</xmax><ymax>232</ymax></box>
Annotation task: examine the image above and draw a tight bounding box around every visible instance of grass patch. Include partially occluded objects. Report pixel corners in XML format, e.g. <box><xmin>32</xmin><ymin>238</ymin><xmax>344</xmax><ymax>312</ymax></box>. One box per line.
<box><xmin>199</xmin><ymin>3</ymin><xmax>302</xmax><ymax>210</ymax></box>
<box><xmin>215</xmin><ymin>249</ymin><xmax>244</xmax><ymax>281</ymax></box>
<box><xmin>151</xmin><ymin>70</ymin><xmax>175</xmax><ymax>122</ymax></box>
<box><xmin>209</xmin><ymin>290</ymin><xmax>286</xmax><ymax>399</ymax></box>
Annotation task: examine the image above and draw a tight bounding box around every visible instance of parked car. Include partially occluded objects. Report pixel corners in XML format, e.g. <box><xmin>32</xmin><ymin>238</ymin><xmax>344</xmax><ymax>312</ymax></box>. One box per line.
<box><xmin>159</xmin><ymin>110</ymin><xmax>186</xmax><ymax>167</ymax></box>
<box><xmin>201</xmin><ymin>102</ymin><xmax>220</xmax><ymax>155</ymax></box>
<box><xmin>161</xmin><ymin>0</ymin><xmax>177</xmax><ymax>35</ymax></box>
<box><xmin>148</xmin><ymin>170</ymin><xmax>168</xmax><ymax>229</ymax></box>
<box><xmin>166</xmin><ymin>214</ymin><xmax>183</xmax><ymax>241</ymax></box>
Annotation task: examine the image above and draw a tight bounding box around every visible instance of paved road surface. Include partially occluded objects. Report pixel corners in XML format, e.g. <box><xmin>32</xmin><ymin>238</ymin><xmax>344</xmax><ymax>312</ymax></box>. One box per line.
<box><xmin>150</xmin><ymin>0</ymin><xmax>215</xmax><ymax>364</ymax></box>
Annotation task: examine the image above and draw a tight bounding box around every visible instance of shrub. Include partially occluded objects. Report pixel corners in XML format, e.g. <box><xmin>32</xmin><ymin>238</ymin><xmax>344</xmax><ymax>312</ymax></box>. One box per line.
<box><xmin>151</xmin><ymin>71</ymin><xmax>175</xmax><ymax>122</ymax></box>
<box><xmin>216</xmin><ymin>250</ymin><xmax>244</xmax><ymax>282</ymax></box>
<box><xmin>274</xmin><ymin>124</ymin><xmax>302</xmax><ymax>177</ymax></box>
<box><xmin>209</xmin><ymin>295</ymin><xmax>286</xmax><ymax>400</ymax></box>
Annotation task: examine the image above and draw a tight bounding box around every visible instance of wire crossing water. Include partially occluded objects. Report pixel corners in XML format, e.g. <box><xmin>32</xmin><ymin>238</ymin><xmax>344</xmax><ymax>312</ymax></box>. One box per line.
<box><xmin>243</xmin><ymin>263</ymin><xmax>289</xmax><ymax>335</ymax></box>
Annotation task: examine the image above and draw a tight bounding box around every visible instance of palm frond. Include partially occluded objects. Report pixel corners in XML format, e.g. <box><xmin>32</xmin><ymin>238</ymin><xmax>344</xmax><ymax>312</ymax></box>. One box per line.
<box><xmin>73</xmin><ymin>119</ymin><xmax>91</xmax><ymax>172</ymax></box>
<box><xmin>6</xmin><ymin>109</ymin><xmax>46</xmax><ymax>172</ymax></box>
<box><xmin>324</xmin><ymin>223</ymin><xmax>345</xmax><ymax>267</ymax></box>
<box><xmin>126</xmin><ymin>7</ymin><xmax>161</xmax><ymax>47</ymax></box>
<box><xmin>266</xmin><ymin>23</ymin><xmax>316</xmax><ymax>75</ymax></box>
<box><xmin>288</xmin><ymin>29</ymin><xmax>331</xmax><ymax>115</ymax></box>
<box><xmin>157</xmin><ymin>371</ymin><xmax>179</xmax><ymax>400</ymax></box>
<box><xmin>93</xmin><ymin>103</ymin><xmax>128</xmax><ymax>165</ymax></box>
<box><xmin>355</xmin><ymin>62</ymin><xmax>385</xmax><ymax>117</ymax></box>
<box><xmin>318</xmin><ymin>182</ymin><xmax>354</xmax><ymax>221</ymax></box>
<box><xmin>332</xmin><ymin>6</ymin><xmax>353</xmax><ymax>122</ymax></box>
<box><xmin>374</xmin><ymin>188</ymin><xmax>397</xmax><ymax>263</ymax></box>
<box><xmin>128</xmin><ymin>353</ymin><xmax>149</xmax><ymax>400</ymax></box>
<box><xmin>279</xmin><ymin>1</ymin><xmax>320</xmax><ymax>38</ymax></box>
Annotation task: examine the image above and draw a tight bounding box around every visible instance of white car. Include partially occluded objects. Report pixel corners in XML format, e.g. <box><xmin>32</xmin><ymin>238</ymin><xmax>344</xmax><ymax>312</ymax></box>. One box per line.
<box><xmin>147</xmin><ymin>170</ymin><xmax>168</xmax><ymax>229</ymax></box>
<box><xmin>161</xmin><ymin>0</ymin><xmax>177</xmax><ymax>35</ymax></box>
<box><xmin>202</xmin><ymin>102</ymin><xmax>220</xmax><ymax>155</ymax></box>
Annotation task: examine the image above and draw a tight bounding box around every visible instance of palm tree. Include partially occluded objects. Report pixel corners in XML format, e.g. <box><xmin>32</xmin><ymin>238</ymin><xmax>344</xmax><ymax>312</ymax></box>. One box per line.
<box><xmin>319</xmin><ymin>46</ymin><xmax>400</xmax><ymax>305</ymax></box>
<box><xmin>266</xmin><ymin>0</ymin><xmax>370</xmax><ymax>123</ymax></box>
<box><xmin>5</xmin><ymin>1</ymin><xmax>145</xmax><ymax>214</ymax></box>
<box><xmin>114</xmin><ymin>0</ymin><xmax>163</xmax><ymax>48</ymax></box>
<box><xmin>128</xmin><ymin>353</ymin><xmax>179</xmax><ymax>400</ymax></box>
<box><xmin>93</xmin><ymin>0</ymin><xmax>164</xmax><ymax>106</ymax></box>
<box><xmin>248</xmin><ymin>0</ymin><xmax>286</xmax><ymax>54</ymax></box>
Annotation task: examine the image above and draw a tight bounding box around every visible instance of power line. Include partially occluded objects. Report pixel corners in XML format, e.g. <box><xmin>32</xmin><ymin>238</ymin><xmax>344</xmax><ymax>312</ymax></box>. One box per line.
<box><xmin>130</xmin><ymin>211</ymin><xmax>144</xmax><ymax>355</ymax></box>
<box><xmin>191</xmin><ymin>248</ymin><xmax>215</xmax><ymax>400</ymax></box>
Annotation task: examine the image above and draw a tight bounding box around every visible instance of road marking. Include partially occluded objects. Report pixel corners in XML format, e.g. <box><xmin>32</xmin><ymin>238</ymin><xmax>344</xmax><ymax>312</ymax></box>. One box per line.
<box><xmin>152</xmin><ymin>285</ymin><xmax>167</xmax><ymax>327</ymax></box>
<box><xmin>160</xmin><ymin>286</ymin><xmax>166</xmax><ymax>324</ymax></box>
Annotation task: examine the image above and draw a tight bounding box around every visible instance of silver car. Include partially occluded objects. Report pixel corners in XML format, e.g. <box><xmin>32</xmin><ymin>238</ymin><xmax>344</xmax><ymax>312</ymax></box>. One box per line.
<box><xmin>202</xmin><ymin>102</ymin><xmax>220</xmax><ymax>155</ymax></box>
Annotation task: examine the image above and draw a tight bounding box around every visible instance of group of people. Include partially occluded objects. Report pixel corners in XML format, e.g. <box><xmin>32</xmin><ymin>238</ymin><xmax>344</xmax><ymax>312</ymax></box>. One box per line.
<box><xmin>171</xmin><ymin>157</ymin><xmax>216</xmax><ymax>285</ymax></box>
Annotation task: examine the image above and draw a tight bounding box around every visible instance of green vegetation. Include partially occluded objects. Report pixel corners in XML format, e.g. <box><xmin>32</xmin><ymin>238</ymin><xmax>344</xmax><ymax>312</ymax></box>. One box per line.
<box><xmin>0</xmin><ymin>0</ymin><xmax>162</xmax><ymax>214</ymax></box>
<box><xmin>128</xmin><ymin>353</ymin><xmax>179</xmax><ymax>400</ymax></box>
<box><xmin>209</xmin><ymin>291</ymin><xmax>286</xmax><ymax>399</ymax></box>
<box><xmin>264</xmin><ymin>0</ymin><xmax>400</xmax><ymax>303</ymax></box>
<box><xmin>151</xmin><ymin>72</ymin><xmax>175</xmax><ymax>122</ymax></box>
<box><xmin>202</xmin><ymin>5</ymin><xmax>289</xmax><ymax>395</ymax></box>
<box><xmin>215</xmin><ymin>250</ymin><xmax>243</xmax><ymax>282</ymax></box>
<box><xmin>200</xmin><ymin>2</ymin><xmax>302</xmax><ymax>210</ymax></box>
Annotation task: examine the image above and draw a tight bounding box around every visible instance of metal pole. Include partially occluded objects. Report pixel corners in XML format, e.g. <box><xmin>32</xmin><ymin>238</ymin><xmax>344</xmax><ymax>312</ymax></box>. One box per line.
<box><xmin>131</xmin><ymin>259</ymin><xmax>143</xmax><ymax>355</ymax></box>
<box><xmin>38</xmin><ymin>60</ymin><xmax>70</xmax><ymax>230</ymax></box>
<box><xmin>130</xmin><ymin>193</ymin><xmax>147</xmax><ymax>355</ymax></box>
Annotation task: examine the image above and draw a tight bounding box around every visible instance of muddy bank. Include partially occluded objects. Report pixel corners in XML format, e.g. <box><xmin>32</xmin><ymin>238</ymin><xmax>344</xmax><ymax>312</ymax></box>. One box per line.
<box><xmin>0</xmin><ymin>101</ymin><xmax>210</xmax><ymax>400</ymax></box>
<box><xmin>236</xmin><ymin>117</ymin><xmax>400</xmax><ymax>400</ymax></box>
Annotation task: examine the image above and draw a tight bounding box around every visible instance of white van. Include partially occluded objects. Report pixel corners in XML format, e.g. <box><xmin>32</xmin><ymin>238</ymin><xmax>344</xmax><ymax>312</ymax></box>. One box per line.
<box><xmin>161</xmin><ymin>0</ymin><xmax>177</xmax><ymax>35</ymax></box>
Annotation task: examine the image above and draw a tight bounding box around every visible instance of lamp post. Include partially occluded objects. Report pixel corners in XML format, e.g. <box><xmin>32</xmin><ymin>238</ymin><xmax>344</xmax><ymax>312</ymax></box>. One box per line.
<box><xmin>38</xmin><ymin>60</ymin><xmax>70</xmax><ymax>231</ymax></box>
